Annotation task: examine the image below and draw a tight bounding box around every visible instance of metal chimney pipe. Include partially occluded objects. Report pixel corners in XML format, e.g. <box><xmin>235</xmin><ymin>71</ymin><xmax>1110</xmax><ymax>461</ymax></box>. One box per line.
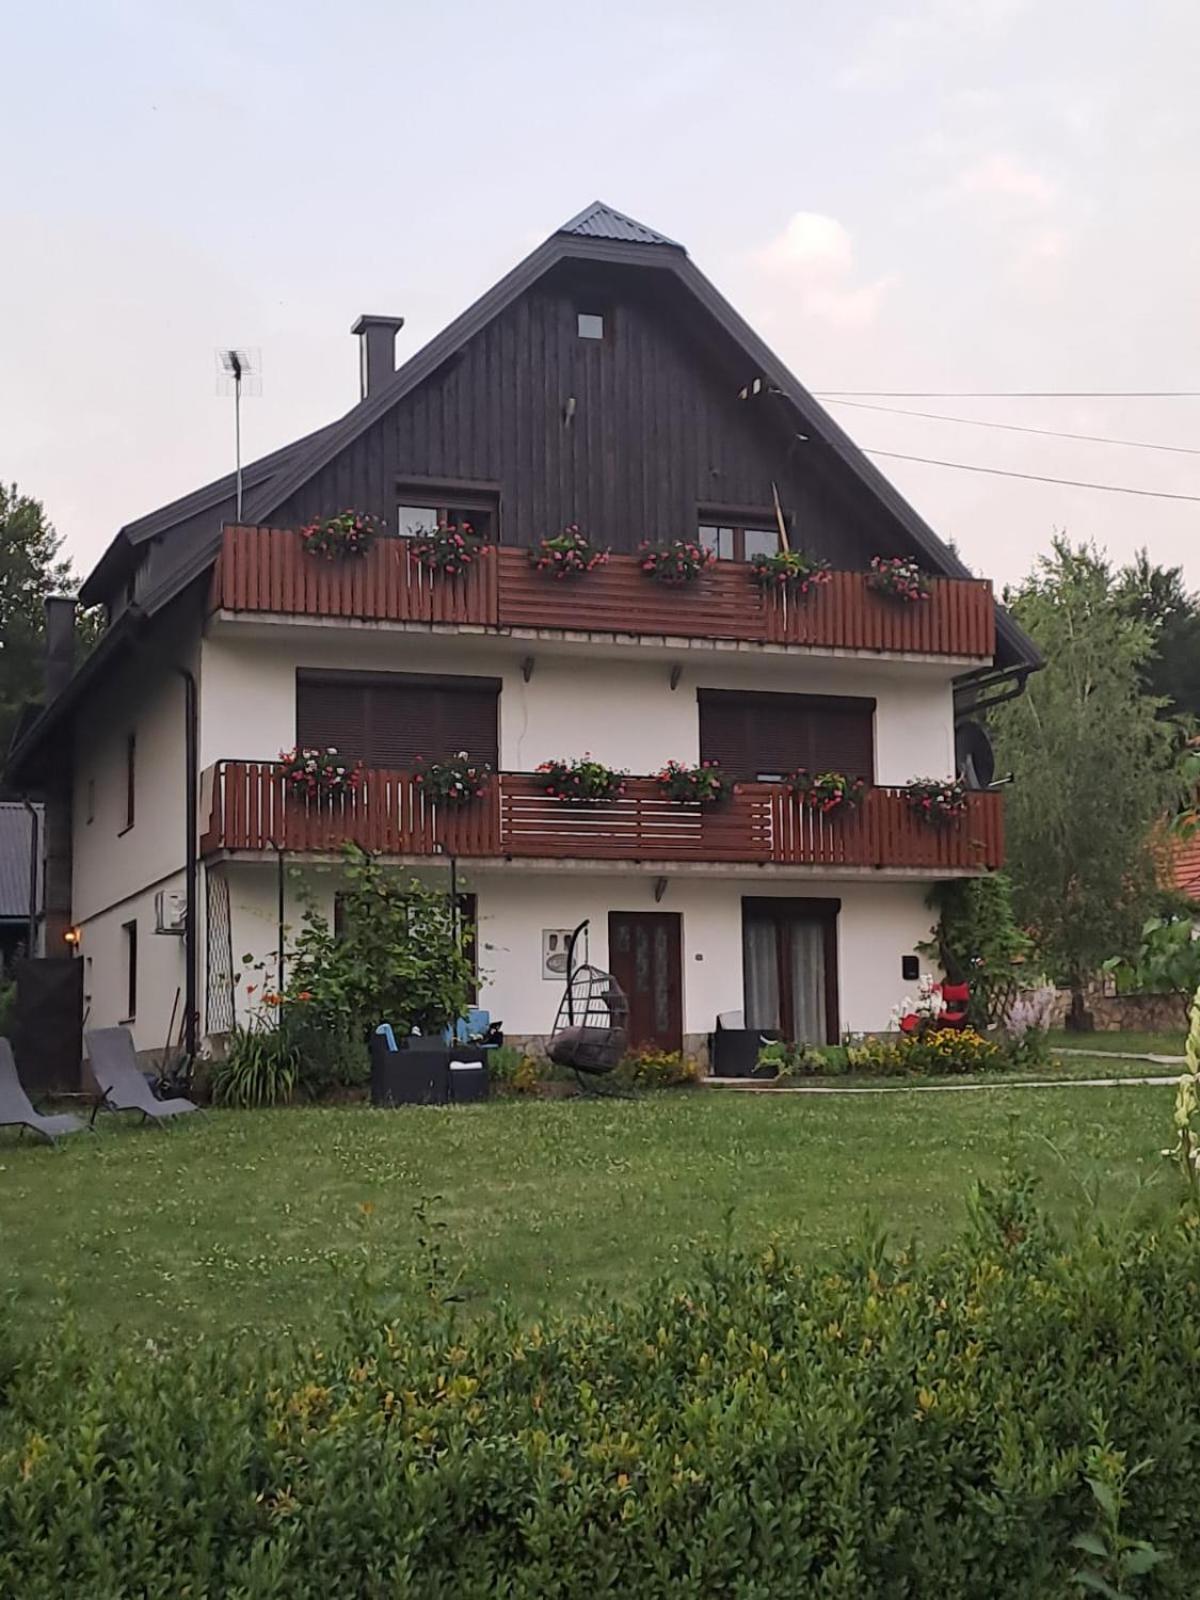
<box><xmin>351</xmin><ymin>314</ymin><xmax>404</xmax><ymax>400</ymax></box>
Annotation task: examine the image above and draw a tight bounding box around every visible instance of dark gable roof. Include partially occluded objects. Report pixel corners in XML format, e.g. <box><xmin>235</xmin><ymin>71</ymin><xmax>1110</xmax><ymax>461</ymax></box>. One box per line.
<box><xmin>558</xmin><ymin>201</ymin><xmax>682</xmax><ymax>248</ymax></box>
<box><xmin>78</xmin><ymin>201</ymin><xmax>1041</xmax><ymax>675</ymax></box>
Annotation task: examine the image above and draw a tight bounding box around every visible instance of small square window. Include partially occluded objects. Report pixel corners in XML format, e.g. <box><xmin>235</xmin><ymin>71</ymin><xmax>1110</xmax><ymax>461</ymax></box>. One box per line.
<box><xmin>577</xmin><ymin>311</ymin><xmax>605</xmax><ymax>340</ymax></box>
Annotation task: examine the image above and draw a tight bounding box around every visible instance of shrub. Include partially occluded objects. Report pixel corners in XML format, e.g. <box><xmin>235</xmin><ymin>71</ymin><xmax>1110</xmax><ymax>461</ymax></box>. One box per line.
<box><xmin>279</xmin><ymin>746</ymin><xmax>361</xmax><ymax>800</ymax></box>
<box><xmin>614</xmin><ymin>1047</ymin><xmax>701</xmax><ymax>1088</ymax></box>
<box><xmin>758</xmin><ymin>1040</ymin><xmax>851</xmax><ymax>1078</ymax></box>
<box><xmin>413</xmin><ymin>750</ymin><xmax>491</xmax><ymax>804</ymax></box>
<box><xmin>849</xmin><ymin>1025</ymin><xmax>1002</xmax><ymax>1076</ymax></box>
<box><xmin>923</xmin><ymin>874</ymin><xmax>1034</xmax><ymax>1026</ymax></box>
<box><xmin>208</xmin><ymin>1020</ymin><xmax>298</xmax><ymax>1107</ymax></box>
<box><xmin>528</xmin><ymin>525</ymin><xmax>608</xmax><ymax>579</ymax></box>
<box><xmin>407</xmin><ymin>520</ymin><xmax>491</xmax><ymax>575</ymax></box>
<box><xmin>789</xmin><ymin>769</ymin><xmax>866</xmax><ymax>816</ymax></box>
<box><xmin>748</xmin><ymin>548</ymin><xmax>831</xmax><ymax>592</ymax></box>
<box><xmin>7</xmin><ymin>1185</ymin><xmax>1200</xmax><ymax>1593</ymax></box>
<box><xmin>638</xmin><ymin>538</ymin><xmax>716</xmax><ymax>585</ymax></box>
<box><xmin>654</xmin><ymin>760</ymin><xmax>727</xmax><ymax>806</ymax></box>
<box><xmin>535</xmin><ymin>755</ymin><xmax>626</xmax><ymax>803</ymax></box>
<box><xmin>867</xmin><ymin>553</ymin><xmax>930</xmax><ymax>601</ymax></box>
<box><xmin>299</xmin><ymin>510</ymin><xmax>378</xmax><ymax>559</ymax></box>
<box><xmin>907</xmin><ymin>776</ymin><xmax>969</xmax><ymax>825</ymax></box>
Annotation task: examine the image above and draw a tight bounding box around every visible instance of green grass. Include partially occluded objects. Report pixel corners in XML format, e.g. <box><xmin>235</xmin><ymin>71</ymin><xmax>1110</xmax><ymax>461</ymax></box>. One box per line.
<box><xmin>1</xmin><ymin>1089</ymin><xmax>1179</xmax><ymax>1345</ymax></box>
<box><xmin>1047</xmin><ymin>1029</ymin><xmax>1186</xmax><ymax>1056</ymax></box>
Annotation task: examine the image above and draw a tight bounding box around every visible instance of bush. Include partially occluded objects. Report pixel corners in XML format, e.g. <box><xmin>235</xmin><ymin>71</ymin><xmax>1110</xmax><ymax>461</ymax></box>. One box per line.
<box><xmin>6</xmin><ymin>1183</ymin><xmax>1200</xmax><ymax>1594</ymax></box>
<box><xmin>758</xmin><ymin>1040</ymin><xmax>851</xmax><ymax>1078</ymax></box>
<box><xmin>849</xmin><ymin>1026</ymin><xmax>1002</xmax><ymax>1076</ymax></box>
<box><xmin>208</xmin><ymin>1022</ymin><xmax>298</xmax><ymax>1107</ymax></box>
<box><xmin>614</xmin><ymin>1048</ymin><xmax>701</xmax><ymax>1088</ymax></box>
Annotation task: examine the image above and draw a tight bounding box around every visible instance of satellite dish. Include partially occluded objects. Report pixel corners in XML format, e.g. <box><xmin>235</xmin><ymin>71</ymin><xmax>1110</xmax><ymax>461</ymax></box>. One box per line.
<box><xmin>956</xmin><ymin>721</ymin><xmax>995</xmax><ymax>789</ymax></box>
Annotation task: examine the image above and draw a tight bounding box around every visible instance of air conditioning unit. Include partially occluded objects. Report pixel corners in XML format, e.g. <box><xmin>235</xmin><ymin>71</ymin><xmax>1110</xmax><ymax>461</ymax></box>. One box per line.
<box><xmin>154</xmin><ymin>890</ymin><xmax>187</xmax><ymax>935</ymax></box>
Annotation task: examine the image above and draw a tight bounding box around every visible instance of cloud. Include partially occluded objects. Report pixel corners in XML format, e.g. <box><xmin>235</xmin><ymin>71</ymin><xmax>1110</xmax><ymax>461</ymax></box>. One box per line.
<box><xmin>753</xmin><ymin>213</ymin><xmax>895</xmax><ymax>330</ymax></box>
<box><xmin>955</xmin><ymin>153</ymin><xmax>1056</xmax><ymax>208</ymax></box>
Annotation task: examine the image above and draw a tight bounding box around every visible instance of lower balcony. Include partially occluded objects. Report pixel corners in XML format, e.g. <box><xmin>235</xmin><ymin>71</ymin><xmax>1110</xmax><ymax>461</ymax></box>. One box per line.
<box><xmin>200</xmin><ymin>762</ymin><xmax>1003</xmax><ymax>874</ymax></box>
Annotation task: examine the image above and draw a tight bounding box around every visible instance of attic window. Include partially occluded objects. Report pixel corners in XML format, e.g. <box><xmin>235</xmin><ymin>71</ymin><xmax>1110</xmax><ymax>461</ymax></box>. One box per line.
<box><xmin>698</xmin><ymin>520</ymin><xmax>779</xmax><ymax>564</ymax></box>
<box><xmin>577</xmin><ymin>311</ymin><xmax>605</xmax><ymax>340</ymax></box>
<box><xmin>396</xmin><ymin>489</ymin><xmax>497</xmax><ymax>544</ymax></box>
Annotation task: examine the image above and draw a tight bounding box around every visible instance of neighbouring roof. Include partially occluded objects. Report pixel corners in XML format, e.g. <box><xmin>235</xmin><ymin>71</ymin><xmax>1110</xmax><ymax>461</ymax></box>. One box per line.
<box><xmin>557</xmin><ymin>200</ymin><xmax>682</xmax><ymax>248</ymax></box>
<box><xmin>0</xmin><ymin>803</ymin><xmax>39</xmax><ymax>922</ymax></box>
<box><xmin>1167</xmin><ymin>832</ymin><xmax>1200</xmax><ymax>901</ymax></box>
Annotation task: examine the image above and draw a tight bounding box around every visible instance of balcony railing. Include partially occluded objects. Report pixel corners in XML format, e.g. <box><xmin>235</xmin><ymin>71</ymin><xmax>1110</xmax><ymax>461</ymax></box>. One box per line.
<box><xmin>211</xmin><ymin>526</ymin><xmax>996</xmax><ymax>659</ymax></box>
<box><xmin>200</xmin><ymin>762</ymin><xmax>1003</xmax><ymax>872</ymax></box>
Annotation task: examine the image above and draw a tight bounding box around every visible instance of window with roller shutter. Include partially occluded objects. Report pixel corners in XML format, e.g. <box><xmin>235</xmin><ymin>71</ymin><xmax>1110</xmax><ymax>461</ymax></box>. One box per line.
<box><xmin>295</xmin><ymin>671</ymin><xmax>500</xmax><ymax>770</ymax></box>
<box><xmin>697</xmin><ymin>689</ymin><xmax>875</xmax><ymax>781</ymax></box>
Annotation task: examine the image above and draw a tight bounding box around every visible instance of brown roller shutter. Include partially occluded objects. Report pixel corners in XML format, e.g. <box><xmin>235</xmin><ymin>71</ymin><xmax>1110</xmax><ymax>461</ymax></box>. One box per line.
<box><xmin>698</xmin><ymin>689</ymin><xmax>875</xmax><ymax>780</ymax></box>
<box><xmin>297</xmin><ymin>671</ymin><xmax>500</xmax><ymax>769</ymax></box>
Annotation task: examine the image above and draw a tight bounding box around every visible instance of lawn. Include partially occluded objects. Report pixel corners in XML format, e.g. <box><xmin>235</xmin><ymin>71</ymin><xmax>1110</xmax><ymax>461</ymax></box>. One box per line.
<box><xmin>2</xmin><ymin>1086</ymin><xmax>1179</xmax><ymax>1345</ymax></box>
<box><xmin>1047</xmin><ymin>1028</ymin><xmax>1186</xmax><ymax>1056</ymax></box>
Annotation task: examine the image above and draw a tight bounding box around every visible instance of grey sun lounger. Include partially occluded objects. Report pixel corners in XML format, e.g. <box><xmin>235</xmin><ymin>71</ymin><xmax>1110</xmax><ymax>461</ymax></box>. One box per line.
<box><xmin>86</xmin><ymin>1027</ymin><xmax>199</xmax><ymax>1127</ymax></box>
<box><xmin>0</xmin><ymin>1038</ymin><xmax>88</xmax><ymax>1146</ymax></box>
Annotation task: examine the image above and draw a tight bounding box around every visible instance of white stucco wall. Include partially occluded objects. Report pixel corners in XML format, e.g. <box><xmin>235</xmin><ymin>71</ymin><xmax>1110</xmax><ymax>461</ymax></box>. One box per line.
<box><xmin>200</xmin><ymin>625</ymin><xmax>956</xmax><ymax>784</ymax></box>
<box><xmin>219</xmin><ymin>858</ymin><xmax>937</xmax><ymax>1045</ymax></box>
<box><xmin>71</xmin><ymin>619</ymin><xmax>199</xmax><ymax>1052</ymax></box>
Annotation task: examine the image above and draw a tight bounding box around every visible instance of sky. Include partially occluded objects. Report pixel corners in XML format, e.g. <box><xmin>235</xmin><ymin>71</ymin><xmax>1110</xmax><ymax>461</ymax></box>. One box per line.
<box><xmin>3</xmin><ymin>0</ymin><xmax>1198</xmax><ymax>593</ymax></box>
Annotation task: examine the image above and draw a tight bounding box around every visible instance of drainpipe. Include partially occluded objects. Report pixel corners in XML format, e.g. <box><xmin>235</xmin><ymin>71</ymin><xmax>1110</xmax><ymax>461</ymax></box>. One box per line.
<box><xmin>21</xmin><ymin>798</ymin><xmax>38</xmax><ymax>956</ymax></box>
<box><xmin>175</xmin><ymin>667</ymin><xmax>199</xmax><ymax>1060</ymax></box>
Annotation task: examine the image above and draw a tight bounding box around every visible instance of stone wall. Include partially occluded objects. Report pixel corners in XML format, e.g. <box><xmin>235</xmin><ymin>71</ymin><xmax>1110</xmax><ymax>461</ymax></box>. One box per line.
<box><xmin>1037</xmin><ymin>985</ymin><xmax>1186</xmax><ymax>1035</ymax></box>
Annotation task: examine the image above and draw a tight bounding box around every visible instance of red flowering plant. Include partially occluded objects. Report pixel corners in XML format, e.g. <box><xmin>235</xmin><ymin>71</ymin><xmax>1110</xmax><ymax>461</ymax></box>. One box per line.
<box><xmin>749</xmin><ymin>549</ymin><xmax>832</xmax><ymax>594</ymax></box>
<box><xmin>300</xmin><ymin>510</ymin><xmax>379</xmax><ymax>560</ymax></box>
<box><xmin>639</xmin><ymin>538</ymin><xmax>717</xmax><ymax>586</ymax></box>
<box><xmin>867</xmin><ymin>555</ymin><xmax>931</xmax><ymax>602</ymax></box>
<box><xmin>413</xmin><ymin>750</ymin><xmax>491</xmax><ymax>805</ymax></box>
<box><xmin>279</xmin><ymin>747</ymin><xmax>361</xmax><ymax>800</ymax></box>
<box><xmin>789</xmin><ymin>769</ymin><xmax>866</xmax><ymax>816</ymax></box>
<box><xmin>528</xmin><ymin>525</ymin><xmax>608</xmax><ymax>580</ymax></box>
<box><xmin>536</xmin><ymin>755</ymin><xmax>626</xmax><ymax>802</ymax></box>
<box><xmin>906</xmin><ymin>777</ymin><xmax>968</xmax><ymax>825</ymax></box>
<box><xmin>655</xmin><ymin>759</ymin><xmax>728</xmax><ymax>806</ymax></box>
<box><xmin>408</xmin><ymin>520</ymin><xmax>491</xmax><ymax>576</ymax></box>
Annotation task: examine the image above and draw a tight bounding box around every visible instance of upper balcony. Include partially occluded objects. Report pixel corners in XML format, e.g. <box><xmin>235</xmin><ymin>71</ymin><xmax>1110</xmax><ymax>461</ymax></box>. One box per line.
<box><xmin>199</xmin><ymin>761</ymin><xmax>1003</xmax><ymax>876</ymax></box>
<box><xmin>210</xmin><ymin>526</ymin><xmax>996</xmax><ymax>661</ymax></box>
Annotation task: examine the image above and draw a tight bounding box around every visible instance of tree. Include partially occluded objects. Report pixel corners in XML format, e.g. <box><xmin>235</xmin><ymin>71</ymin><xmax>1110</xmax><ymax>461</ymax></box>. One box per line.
<box><xmin>992</xmin><ymin>539</ymin><xmax>1184</xmax><ymax>1026</ymax></box>
<box><xmin>1115</xmin><ymin>550</ymin><xmax>1200</xmax><ymax>723</ymax></box>
<box><xmin>0</xmin><ymin>483</ymin><xmax>73</xmax><ymax>759</ymax></box>
<box><xmin>285</xmin><ymin>845</ymin><xmax>476</xmax><ymax>1037</ymax></box>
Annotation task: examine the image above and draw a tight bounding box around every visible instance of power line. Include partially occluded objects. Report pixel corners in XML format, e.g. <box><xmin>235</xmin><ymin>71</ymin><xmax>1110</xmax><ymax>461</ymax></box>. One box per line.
<box><xmin>860</xmin><ymin>447</ymin><xmax>1200</xmax><ymax>502</ymax></box>
<box><xmin>815</xmin><ymin>390</ymin><xmax>1200</xmax><ymax>399</ymax></box>
<box><xmin>822</xmin><ymin>397</ymin><xmax>1200</xmax><ymax>456</ymax></box>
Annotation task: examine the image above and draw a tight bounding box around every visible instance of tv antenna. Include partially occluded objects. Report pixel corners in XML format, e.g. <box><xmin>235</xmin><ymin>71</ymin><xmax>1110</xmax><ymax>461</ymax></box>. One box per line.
<box><xmin>216</xmin><ymin>349</ymin><xmax>261</xmax><ymax>519</ymax></box>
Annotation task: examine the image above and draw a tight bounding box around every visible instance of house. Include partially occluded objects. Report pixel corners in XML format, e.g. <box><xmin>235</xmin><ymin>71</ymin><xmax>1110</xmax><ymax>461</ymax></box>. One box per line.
<box><xmin>6</xmin><ymin>202</ymin><xmax>1040</xmax><ymax>1069</ymax></box>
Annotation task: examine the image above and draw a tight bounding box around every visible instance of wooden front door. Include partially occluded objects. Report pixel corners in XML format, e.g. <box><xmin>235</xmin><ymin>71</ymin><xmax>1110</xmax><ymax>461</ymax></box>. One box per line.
<box><xmin>608</xmin><ymin>912</ymin><xmax>683</xmax><ymax>1052</ymax></box>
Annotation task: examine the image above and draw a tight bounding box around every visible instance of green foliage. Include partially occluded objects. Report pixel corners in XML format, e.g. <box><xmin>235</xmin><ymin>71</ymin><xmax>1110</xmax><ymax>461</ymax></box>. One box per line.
<box><xmin>0</xmin><ymin>483</ymin><xmax>74</xmax><ymax>760</ymax></box>
<box><xmin>208</xmin><ymin>1021</ymin><xmax>298</xmax><ymax>1108</ymax></box>
<box><xmin>992</xmin><ymin>540</ymin><xmax>1185</xmax><ymax>993</ymax></box>
<box><xmin>1115</xmin><ymin>549</ymin><xmax>1200</xmax><ymax>723</ymax></box>
<box><xmin>286</xmin><ymin>845</ymin><xmax>476</xmax><ymax>1038</ymax></box>
<box><xmin>1071</xmin><ymin>1430</ymin><xmax>1169</xmax><ymax>1597</ymax></box>
<box><xmin>7</xmin><ymin>1185</ymin><xmax>1200</xmax><ymax>1593</ymax></box>
<box><xmin>848</xmin><ymin>1026</ymin><xmax>1003</xmax><ymax>1076</ymax></box>
<box><xmin>1162</xmin><ymin>983</ymin><xmax>1200</xmax><ymax>1203</ymax></box>
<box><xmin>614</xmin><ymin>1047</ymin><xmax>701</xmax><ymax>1088</ymax></box>
<box><xmin>484</xmin><ymin>1044</ymin><xmax>537</xmax><ymax>1091</ymax></box>
<box><xmin>923</xmin><ymin>874</ymin><xmax>1033</xmax><ymax>1024</ymax></box>
<box><xmin>758</xmin><ymin>1040</ymin><xmax>851</xmax><ymax>1077</ymax></box>
<box><xmin>1105</xmin><ymin>917</ymin><xmax>1200</xmax><ymax>1004</ymax></box>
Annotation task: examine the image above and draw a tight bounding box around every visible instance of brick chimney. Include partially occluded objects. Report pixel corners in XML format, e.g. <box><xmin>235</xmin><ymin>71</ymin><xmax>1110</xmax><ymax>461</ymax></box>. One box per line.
<box><xmin>44</xmin><ymin>595</ymin><xmax>77</xmax><ymax>701</ymax></box>
<box><xmin>351</xmin><ymin>314</ymin><xmax>404</xmax><ymax>400</ymax></box>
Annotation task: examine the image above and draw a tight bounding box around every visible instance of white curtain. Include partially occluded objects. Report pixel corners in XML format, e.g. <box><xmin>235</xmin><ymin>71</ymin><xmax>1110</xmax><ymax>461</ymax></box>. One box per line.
<box><xmin>789</xmin><ymin>920</ymin><xmax>827</xmax><ymax>1045</ymax></box>
<box><xmin>744</xmin><ymin>918</ymin><xmax>780</xmax><ymax>1031</ymax></box>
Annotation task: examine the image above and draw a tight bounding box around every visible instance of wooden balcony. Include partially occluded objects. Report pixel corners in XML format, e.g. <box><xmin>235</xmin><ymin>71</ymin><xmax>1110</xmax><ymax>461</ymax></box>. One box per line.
<box><xmin>200</xmin><ymin>762</ymin><xmax>1004</xmax><ymax>873</ymax></box>
<box><xmin>211</xmin><ymin>526</ymin><xmax>996</xmax><ymax>659</ymax></box>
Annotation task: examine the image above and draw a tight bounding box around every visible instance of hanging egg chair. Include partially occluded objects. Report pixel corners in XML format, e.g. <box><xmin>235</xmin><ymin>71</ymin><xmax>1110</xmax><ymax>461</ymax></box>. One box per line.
<box><xmin>547</xmin><ymin>920</ymin><xmax>629</xmax><ymax>1076</ymax></box>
